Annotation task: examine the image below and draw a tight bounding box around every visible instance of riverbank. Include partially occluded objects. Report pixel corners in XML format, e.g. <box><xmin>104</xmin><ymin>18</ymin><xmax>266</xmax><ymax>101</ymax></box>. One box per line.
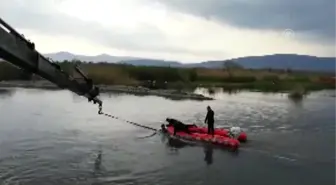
<box><xmin>1</xmin><ymin>61</ymin><xmax>334</xmax><ymax>94</ymax></box>
<box><xmin>0</xmin><ymin>81</ymin><xmax>213</xmax><ymax>101</ymax></box>
<box><xmin>195</xmin><ymin>80</ymin><xmax>335</xmax><ymax>93</ymax></box>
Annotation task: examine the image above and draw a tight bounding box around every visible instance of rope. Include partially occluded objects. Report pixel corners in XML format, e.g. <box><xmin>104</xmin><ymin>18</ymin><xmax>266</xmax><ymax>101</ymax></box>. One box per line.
<box><xmin>98</xmin><ymin>109</ymin><xmax>158</xmax><ymax>131</ymax></box>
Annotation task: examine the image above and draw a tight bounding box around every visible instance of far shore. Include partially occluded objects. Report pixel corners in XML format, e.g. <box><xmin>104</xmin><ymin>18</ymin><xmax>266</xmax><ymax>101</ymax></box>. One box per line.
<box><xmin>0</xmin><ymin>80</ymin><xmax>214</xmax><ymax>101</ymax></box>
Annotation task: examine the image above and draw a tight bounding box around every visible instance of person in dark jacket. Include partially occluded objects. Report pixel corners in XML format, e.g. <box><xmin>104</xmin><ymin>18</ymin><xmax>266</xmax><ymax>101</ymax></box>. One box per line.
<box><xmin>160</xmin><ymin>124</ymin><xmax>167</xmax><ymax>133</ymax></box>
<box><xmin>204</xmin><ymin>106</ymin><xmax>215</xmax><ymax>136</ymax></box>
<box><xmin>166</xmin><ymin>118</ymin><xmax>195</xmax><ymax>135</ymax></box>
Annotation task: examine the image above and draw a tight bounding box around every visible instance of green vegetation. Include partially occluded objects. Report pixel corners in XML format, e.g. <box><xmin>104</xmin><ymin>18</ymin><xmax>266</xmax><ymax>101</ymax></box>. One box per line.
<box><xmin>0</xmin><ymin>60</ymin><xmax>335</xmax><ymax>92</ymax></box>
<box><xmin>0</xmin><ymin>62</ymin><xmax>33</xmax><ymax>80</ymax></box>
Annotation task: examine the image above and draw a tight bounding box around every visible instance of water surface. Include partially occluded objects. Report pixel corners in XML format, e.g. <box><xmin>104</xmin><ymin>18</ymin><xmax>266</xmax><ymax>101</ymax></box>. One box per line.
<box><xmin>0</xmin><ymin>87</ymin><xmax>335</xmax><ymax>185</ymax></box>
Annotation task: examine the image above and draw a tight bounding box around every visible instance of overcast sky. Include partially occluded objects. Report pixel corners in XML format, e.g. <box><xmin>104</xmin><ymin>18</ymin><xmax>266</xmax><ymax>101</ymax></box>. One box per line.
<box><xmin>0</xmin><ymin>0</ymin><xmax>335</xmax><ymax>62</ymax></box>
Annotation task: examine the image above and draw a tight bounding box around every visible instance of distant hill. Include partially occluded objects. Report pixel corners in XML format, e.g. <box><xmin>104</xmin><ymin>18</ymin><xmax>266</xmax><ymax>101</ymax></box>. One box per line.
<box><xmin>44</xmin><ymin>52</ymin><xmax>335</xmax><ymax>72</ymax></box>
<box><xmin>230</xmin><ymin>54</ymin><xmax>335</xmax><ymax>72</ymax></box>
<box><xmin>43</xmin><ymin>52</ymin><xmax>239</xmax><ymax>68</ymax></box>
<box><xmin>44</xmin><ymin>51</ymin><xmax>143</xmax><ymax>63</ymax></box>
<box><xmin>119</xmin><ymin>59</ymin><xmax>182</xmax><ymax>67</ymax></box>
<box><xmin>190</xmin><ymin>54</ymin><xmax>335</xmax><ymax>72</ymax></box>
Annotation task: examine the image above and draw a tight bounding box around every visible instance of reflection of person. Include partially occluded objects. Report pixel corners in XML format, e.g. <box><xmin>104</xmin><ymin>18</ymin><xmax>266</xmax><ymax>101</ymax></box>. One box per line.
<box><xmin>204</xmin><ymin>145</ymin><xmax>213</xmax><ymax>165</ymax></box>
<box><xmin>161</xmin><ymin>124</ymin><xmax>168</xmax><ymax>133</ymax></box>
<box><xmin>204</xmin><ymin>106</ymin><xmax>215</xmax><ymax>136</ymax></box>
<box><xmin>94</xmin><ymin>149</ymin><xmax>102</xmax><ymax>172</ymax></box>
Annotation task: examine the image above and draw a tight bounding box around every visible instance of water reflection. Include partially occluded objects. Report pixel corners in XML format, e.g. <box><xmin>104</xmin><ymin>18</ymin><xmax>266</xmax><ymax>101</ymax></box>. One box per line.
<box><xmin>288</xmin><ymin>96</ymin><xmax>304</xmax><ymax>107</ymax></box>
<box><xmin>0</xmin><ymin>88</ymin><xmax>15</xmax><ymax>98</ymax></box>
<box><xmin>194</xmin><ymin>87</ymin><xmax>241</xmax><ymax>99</ymax></box>
<box><xmin>203</xmin><ymin>144</ymin><xmax>213</xmax><ymax>165</ymax></box>
<box><xmin>287</xmin><ymin>92</ymin><xmax>308</xmax><ymax>107</ymax></box>
<box><xmin>100</xmin><ymin>91</ymin><xmax>207</xmax><ymax>102</ymax></box>
<box><xmin>94</xmin><ymin>149</ymin><xmax>102</xmax><ymax>171</ymax></box>
<box><xmin>207</xmin><ymin>88</ymin><xmax>216</xmax><ymax>95</ymax></box>
<box><xmin>93</xmin><ymin>146</ymin><xmax>104</xmax><ymax>178</ymax></box>
<box><xmin>166</xmin><ymin>137</ymin><xmax>193</xmax><ymax>150</ymax></box>
<box><xmin>222</xmin><ymin>88</ymin><xmax>240</xmax><ymax>95</ymax></box>
<box><xmin>164</xmin><ymin>136</ymin><xmax>193</xmax><ymax>155</ymax></box>
<box><xmin>163</xmin><ymin>136</ymin><xmax>215</xmax><ymax>165</ymax></box>
<box><xmin>194</xmin><ymin>87</ymin><xmax>294</xmax><ymax>98</ymax></box>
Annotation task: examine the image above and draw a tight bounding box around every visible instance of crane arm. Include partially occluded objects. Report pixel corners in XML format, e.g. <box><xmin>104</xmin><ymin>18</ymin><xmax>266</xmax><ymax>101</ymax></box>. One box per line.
<box><xmin>0</xmin><ymin>17</ymin><xmax>103</xmax><ymax>109</ymax></box>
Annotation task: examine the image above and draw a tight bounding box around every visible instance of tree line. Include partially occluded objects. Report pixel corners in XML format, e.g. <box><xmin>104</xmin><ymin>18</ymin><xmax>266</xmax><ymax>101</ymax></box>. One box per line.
<box><xmin>0</xmin><ymin>60</ymin><xmax>200</xmax><ymax>84</ymax></box>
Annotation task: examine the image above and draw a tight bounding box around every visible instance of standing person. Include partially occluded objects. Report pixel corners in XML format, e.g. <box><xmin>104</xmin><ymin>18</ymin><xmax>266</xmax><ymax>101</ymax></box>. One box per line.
<box><xmin>204</xmin><ymin>106</ymin><xmax>215</xmax><ymax>136</ymax></box>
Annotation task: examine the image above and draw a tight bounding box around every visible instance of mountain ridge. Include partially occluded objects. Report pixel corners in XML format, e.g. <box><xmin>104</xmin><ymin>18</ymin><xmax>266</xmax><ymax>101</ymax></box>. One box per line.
<box><xmin>44</xmin><ymin>52</ymin><xmax>336</xmax><ymax>72</ymax></box>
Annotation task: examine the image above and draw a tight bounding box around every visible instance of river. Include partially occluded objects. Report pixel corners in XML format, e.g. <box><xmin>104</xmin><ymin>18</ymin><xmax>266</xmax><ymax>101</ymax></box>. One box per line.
<box><xmin>0</xmin><ymin>87</ymin><xmax>335</xmax><ymax>185</ymax></box>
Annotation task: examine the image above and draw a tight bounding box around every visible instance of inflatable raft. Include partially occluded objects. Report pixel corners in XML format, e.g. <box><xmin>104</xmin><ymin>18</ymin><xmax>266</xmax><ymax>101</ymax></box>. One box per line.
<box><xmin>166</xmin><ymin>125</ymin><xmax>241</xmax><ymax>150</ymax></box>
<box><xmin>188</xmin><ymin>126</ymin><xmax>247</xmax><ymax>142</ymax></box>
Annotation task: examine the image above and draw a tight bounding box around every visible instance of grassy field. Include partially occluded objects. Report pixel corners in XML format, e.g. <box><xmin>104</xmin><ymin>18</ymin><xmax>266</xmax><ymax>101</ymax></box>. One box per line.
<box><xmin>0</xmin><ymin>61</ymin><xmax>335</xmax><ymax>92</ymax></box>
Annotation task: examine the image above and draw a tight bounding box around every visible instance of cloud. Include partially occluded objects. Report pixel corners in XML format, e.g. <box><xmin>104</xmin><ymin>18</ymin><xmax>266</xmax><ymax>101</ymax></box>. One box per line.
<box><xmin>0</xmin><ymin>0</ymin><xmax>233</xmax><ymax>61</ymax></box>
<box><xmin>0</xmin><ymin>1</ymin><xmax>164</xmax><ymax>51</ymax></box>
<box><xmin>0</xmin><ymin>0</ymin><xmax>334</xmax><ymax>62</ymax></box>
<box><xmin>156</xmin><ymin>0</ymin><xmax>336</xmax><ymax>43</ymax></box>
<box><xmin>0</xmin><ymin>1</ymin><xmax>229</xmax><ymax>60</ymax></box>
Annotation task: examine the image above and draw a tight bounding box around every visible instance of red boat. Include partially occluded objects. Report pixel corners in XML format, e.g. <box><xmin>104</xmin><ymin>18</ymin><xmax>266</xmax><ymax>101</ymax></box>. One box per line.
<box><xmin>188</xmin><ymin>126</ymin><xmax>247</xmax><ymax>142</ymax></box>
<box><xmin>166</xmin><ymin>125</ymin><xmax>242</xmax><ymax>150</ymax></box>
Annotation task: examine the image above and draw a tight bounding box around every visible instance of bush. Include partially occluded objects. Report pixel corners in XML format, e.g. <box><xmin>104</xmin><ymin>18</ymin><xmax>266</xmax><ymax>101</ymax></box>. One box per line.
<box><xmin>0</xmin><ymin>62</ymin><xmax>32</xmax><ymax>81</ymax></box>
<box><xmin>122</xmin><ymin>66</ymin><xmax>184</xmax><ymax>82</ymax></box>
<box><xmin>190</xmin><ymin>75</ymin><xmax>257</xmax><ymax>83</ymax></box>
<box><xmin>285</xmin><ymin>75</ymin><xmax>311</xmax><ymax>82</ymax></box>
<box><xmin>223</xmin><ymin>76</ymin><xmax>257</xmax><ymax>83</ymax></box>
<box><xmin>188</xmin><ymin>69</ymin><xmax>198</xmax><ymax>82</ymax></box>
<box><xmin>262</xmin><ymin>75</ymin><xmax>280</xmax><ymax>82</ymax></box>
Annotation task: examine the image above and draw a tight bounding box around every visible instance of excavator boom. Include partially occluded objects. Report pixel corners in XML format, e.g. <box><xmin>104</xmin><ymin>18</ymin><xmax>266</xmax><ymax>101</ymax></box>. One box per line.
<box><xmin>0</xmin><ymin>17</ymin><xmax>102</xmax><ymax>107</ymax></box>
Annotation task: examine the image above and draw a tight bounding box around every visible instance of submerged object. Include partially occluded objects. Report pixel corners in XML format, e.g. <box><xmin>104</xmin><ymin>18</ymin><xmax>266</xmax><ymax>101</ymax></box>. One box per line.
<box><xmin>166</xmin><ymin>125</ymin><xmax>241</xmax><ymax>150</ymax></box>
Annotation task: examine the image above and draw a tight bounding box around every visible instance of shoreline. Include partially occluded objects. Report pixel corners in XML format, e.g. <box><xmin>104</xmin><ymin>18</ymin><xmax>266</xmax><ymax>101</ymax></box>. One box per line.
<box><xmin>0</xmin><ymin>80</ymin><xmax>214</xmax><ymax>101</ymax></box>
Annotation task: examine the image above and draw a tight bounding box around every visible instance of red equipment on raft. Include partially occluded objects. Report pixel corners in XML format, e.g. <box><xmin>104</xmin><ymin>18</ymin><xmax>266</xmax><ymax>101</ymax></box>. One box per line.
<box><xmin>166</xmin><ymin>125</ymin><xmax>241</xmax><ymax>150</ymax></box>
<box><xmin>188</xmin><ymin>126</ymin><xmax>247</xmax><ymax>142</ymax></box>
